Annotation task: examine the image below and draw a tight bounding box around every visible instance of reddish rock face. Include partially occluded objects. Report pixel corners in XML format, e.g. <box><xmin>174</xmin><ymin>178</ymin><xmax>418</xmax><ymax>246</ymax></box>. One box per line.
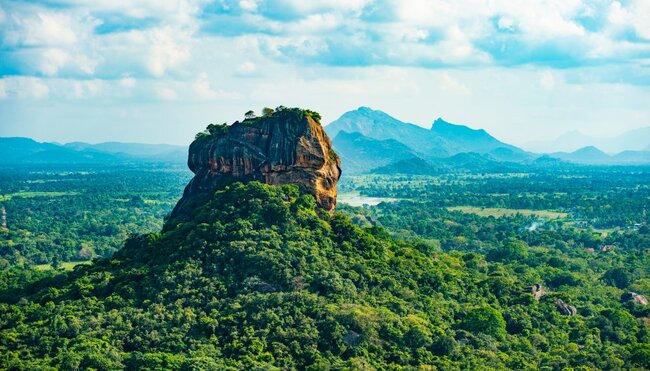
<box><xmin>171</xmin><ymin>109</ymin><xmax>341</xmax><ymax>217</ymax></box>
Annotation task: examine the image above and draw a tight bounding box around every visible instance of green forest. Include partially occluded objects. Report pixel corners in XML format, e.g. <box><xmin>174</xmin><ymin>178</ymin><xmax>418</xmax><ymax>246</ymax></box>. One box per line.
<box><xmin>2</xmin><ymin>0</ymin><xmax>649</xmax><ymax>368</ymax></box>
<box><xmin>1</xmin><ymin>163</ymin><xmax>649</xmax><ymax>369</ymax></box>
<box><xmin>0</xmin><ymin>165</ymin><xmax>191</xmax><ymax>267</ymax></box>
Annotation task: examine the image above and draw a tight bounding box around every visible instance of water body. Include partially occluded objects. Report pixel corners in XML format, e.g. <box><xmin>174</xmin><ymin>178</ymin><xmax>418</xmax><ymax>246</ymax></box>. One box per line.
<box><xmin>337</xmin><ymin>192</ymin><xmax>400</xmax><ymax>207</ymax></box>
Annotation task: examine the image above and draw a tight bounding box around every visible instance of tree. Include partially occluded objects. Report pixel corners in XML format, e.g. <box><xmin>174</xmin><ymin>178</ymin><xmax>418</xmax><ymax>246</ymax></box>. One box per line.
<box><xmin>206</xmin><ymin>123</ymin><xmax>228</xmax><ymax>136</ymax></box>
<box><xmin>245</xmin><ymin>110</ymin><xmax>256</xmax><ymax>119</ymax></box>
<box><xmin>51</xmin><ymin>254</ymin><xmax>61</xmax><ymax>270</ymax></box>
<box><xmin>460</xmin><ymin>306</ymin><xmax>507</xmax><ymax>340</ymax></box>
<box><xmin>489</xmin><ymin>240</ymin><xmax>528</xmax><ymax>262</ymax></box>
<box><xmin>602</xmin><ymin>268</ymin><xmax>630</xmax><ymax>289</ymax></box>
<box><xmin>262</xmin><ymin>107</ymin><xmax>274</xmax><ymax>117</ymax></box>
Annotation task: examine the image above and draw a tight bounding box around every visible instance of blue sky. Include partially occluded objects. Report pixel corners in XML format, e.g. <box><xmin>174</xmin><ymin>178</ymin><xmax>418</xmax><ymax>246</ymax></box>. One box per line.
<box><xmin>0</xmin><ymin>0</ymin><xmax>649</xmax><ymax>147</ymax></box>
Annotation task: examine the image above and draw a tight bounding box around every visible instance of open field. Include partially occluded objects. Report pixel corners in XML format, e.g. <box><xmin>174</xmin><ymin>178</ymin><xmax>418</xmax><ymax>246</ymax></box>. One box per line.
<box><xmin>34</xmin><ymin>260</ymin><xmax>92</xmax><ymax>271</ymax></box>
<box><xmin>0</xmin><ymin>191</ymin><xmax>79</xmax><ymax>201</ymax></box>
<box><xmin>448</xmin><ymin>206</ymin><xmax>568</xmax><ymax>219</ymax></box>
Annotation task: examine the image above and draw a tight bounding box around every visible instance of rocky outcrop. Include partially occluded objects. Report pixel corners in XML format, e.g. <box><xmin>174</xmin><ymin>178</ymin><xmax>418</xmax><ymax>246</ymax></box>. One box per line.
<box><xmin>171</xmin><ymin>108</ymin><xmax>341</xmax><ymax>218</ymax></box>
<box><xmin>529</xmin><ymin>283</ymin><xmax>544</xmax><ymax>301</ymax></box>
<box><xmin>555</xmin><ymin>299</ymin><xmax>577</xmax><ymax>316</ymax></box>
<box><xmin>622</xmin><ymin>292</ymin><xmax>649</xmax><ymax>305</ymax></box>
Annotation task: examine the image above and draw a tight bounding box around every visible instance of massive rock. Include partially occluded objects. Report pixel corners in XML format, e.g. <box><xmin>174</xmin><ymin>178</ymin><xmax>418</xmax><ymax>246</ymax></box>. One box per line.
<box><xmin>171</xmin><ymin>108</ymin><xmax>341</xmax><ymax>218</ymax></box>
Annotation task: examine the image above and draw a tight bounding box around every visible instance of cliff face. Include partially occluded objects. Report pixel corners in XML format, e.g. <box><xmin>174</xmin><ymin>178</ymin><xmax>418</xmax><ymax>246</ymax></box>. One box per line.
<box><xmin>171</xmin><ymin>108</ymin><xmax>341</xmax><ymax>218</ymax></box>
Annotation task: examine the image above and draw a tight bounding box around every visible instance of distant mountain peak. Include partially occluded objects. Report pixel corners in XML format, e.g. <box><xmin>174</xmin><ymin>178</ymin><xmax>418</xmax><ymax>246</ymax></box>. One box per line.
<box><xmin>573</xmin><ymin>145</ymin><xmax>606</xmax><ymax>155</ymax></box>
<box><xmin>325</xmin><ymin>107</ymin><xmax>526</xmax><ymax>166</ymax></box>
<box><xmin>341</xmin><ymin>106</ymin><xmax>405</xmax><ymax>125</ymax></box>
<box><xmin>431</xmin><ymin>117</ymin><xmax>486</xmax><ymax>134</ymax></box>
<box><xmin>356</xmin><ymin>106</ymin><xmax>375</xmax><ymax>112</ymax></box>
<box><xmin>525</xmin><ymin>126</ymin><xmax>650</xmax><ymax>154</ymax></box>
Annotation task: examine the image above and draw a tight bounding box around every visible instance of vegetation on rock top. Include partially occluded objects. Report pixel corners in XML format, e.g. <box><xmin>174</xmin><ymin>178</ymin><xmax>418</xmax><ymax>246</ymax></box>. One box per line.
<box><xmin>195</xmin><ymin>107</ymin><xmax>323</xmax><ymax>142</ymax></box>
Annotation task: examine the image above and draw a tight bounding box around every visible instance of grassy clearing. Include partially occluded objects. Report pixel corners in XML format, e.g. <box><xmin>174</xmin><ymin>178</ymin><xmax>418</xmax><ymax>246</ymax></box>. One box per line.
<box><xmin>448</xmin><ymin>206</ymin><xmax>568</xmax><ymax>219</ymax></box>
<box><xmin>34</xmin><ymin>260</ymin><xmax>92</xmax><ymax>271</ymax></box>
<box><xmin>2</xmin><ymin>191</ymin><xmax>80</xmax><ymax>201</ymax></box>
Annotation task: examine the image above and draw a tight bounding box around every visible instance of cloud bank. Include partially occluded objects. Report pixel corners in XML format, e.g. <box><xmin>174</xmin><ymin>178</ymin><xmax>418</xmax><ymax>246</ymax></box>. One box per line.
<box><xmin>0</xmin><ymin>0</ymin><xmax>648</xmax><ymax>144</ymax></box>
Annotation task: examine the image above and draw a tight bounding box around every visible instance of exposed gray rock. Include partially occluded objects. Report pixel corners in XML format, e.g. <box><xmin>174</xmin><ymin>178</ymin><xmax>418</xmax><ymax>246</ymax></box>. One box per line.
<box><xmin>621</xmin><ymin>292</ymin><xmax>649</xmax><ymax>305</ymax></box>
<box><xmin>555</xmin><ymin>299</ymin><xmax>577</xmax><ymax>316</ymax></box>
<box><xmin>529</xmin><ymin>283</ymin><xmax>544</xmax><ymax>301</ymax></box>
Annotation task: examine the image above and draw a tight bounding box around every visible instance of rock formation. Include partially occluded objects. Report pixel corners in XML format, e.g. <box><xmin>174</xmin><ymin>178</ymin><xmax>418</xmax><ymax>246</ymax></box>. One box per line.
<box><xmin>528</xmin><ymin>283</ymin><xmax>544</xmax><ymax>301</ymax></box>
<box><xmin>171</xmin><ymin>107</ymin><xmax>341</xmax><ymax>218</ymax></box>
<box><xmin>621</xmin><ymin>292</ymin><xmax>649</xmax><ymax>305</ymax></box>
<box><xmin>555</xmin><ymin>299</ymin><xmax>577</xmax><ymax>316</ymax></box>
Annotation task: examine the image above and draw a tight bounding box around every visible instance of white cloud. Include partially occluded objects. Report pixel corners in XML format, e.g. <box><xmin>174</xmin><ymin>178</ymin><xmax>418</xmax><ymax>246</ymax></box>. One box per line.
<box><xmin>1</xmin><ymin>77</ymin><xmax>50</xmax><ymax>99</ymax></box>
<box><xmin>0</xmin><ymin>79</ymin><xmax>6</xmax><ymax>99</ymax></box>
<box><xmin>38</xmin><ymin>49</ymin><xmax>69</xmax><ymax>76</ymax></box>
<box><xmin>277</xmin><ymin>0</ymin><xmax>371</xmax><ymax>15</ymax></box>
<box><xmin>193</xmin><ymin>73</ymin><xmax>218</xmax><ymax>99</ymax></box>
<box><xmin>539</xmin><ymin>70</ymin><xmax>556</xmax><ymax>90</ymax></box>
<box><xmin>22</xmin><ymin>77</ymin><xmax>50</xmax><ymax>99</ymax></box>
<box><xmin>288</xmin><ymin>12</ymin><xmax>342</xmax><ymax>34</ymax></box>
<box><xmin>496</xmin><ymin>16</ymin><xmax>515</xmax><ymax>32</ymax></box>
<box><xmin>235</xmin><ymin>61</ymin><xmax>257</xmax><ymax>76</ymax></box>
<box><xmin>156</xmin><ymin>86</ymin><xmax>178</xmax><ymax>100</ymax></box>
<box><xmin>239</xmin><ymin>0</ymin><xmax>259</xmax><ymax>12</ymax></box>
<box><xmin>400</xmin><ymin>28</ymin><xmax>429</xmax><ymax>43</ymax></box>
<box><xmin>0</xmin><ymin>0</ymin><xmax>648</xmax><ymax>147</ymax></box>
<box><xmin>607</xmin><ymin>0</ymin><xmax>650</xmax><ymax>40</ymax></box>
<box><xmin>146</xmin><ymin>28</ymin><xmax>191</xmax><ymax>77</ymax></box>
<box><xmin>1</xmin><ymin>9</ymin><xmax>94</xmax><ymax>47</ymax></box>
<box><xmin>71</xmin><ymin>79</ymin><xmax>104</xmax><ymax>99</ymax></box>
<box><xmin>119</xmin><ymin>77</ymin><xmax>136</xmax><ymax>88</ymax></box>
<box><xmin>440</xmin><ymin>73</ymin><xmax>470</xmax><ymax>95</ymax></box>
<box><xmin>49</xmin><ymin>0</ymin><xmax>207</xmax><ymax>26</ymax></box>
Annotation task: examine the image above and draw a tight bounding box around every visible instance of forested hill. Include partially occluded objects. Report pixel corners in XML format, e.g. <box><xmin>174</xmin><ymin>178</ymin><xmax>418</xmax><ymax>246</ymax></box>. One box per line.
<box><xmin>1</xmin><ymin>181</ymin><xmax>649</xmax><ymax>369</ymax></box>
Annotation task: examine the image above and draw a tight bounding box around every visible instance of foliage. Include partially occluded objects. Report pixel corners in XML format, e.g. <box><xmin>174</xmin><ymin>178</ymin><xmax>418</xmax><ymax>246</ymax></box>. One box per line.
<box><xmin>0</xmin><ymin>165</ymin><xmax>191</xmax><ymax>267</ymax></box>
<box><xmin>0</xmin><ymin>181</ymin><xmax>648</xmax><ymax>369</ymax></box>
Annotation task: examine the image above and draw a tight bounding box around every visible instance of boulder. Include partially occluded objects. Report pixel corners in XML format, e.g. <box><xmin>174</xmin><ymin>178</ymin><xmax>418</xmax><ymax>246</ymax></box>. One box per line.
<box><xmin>555</xmin><ymin>299</ymin><xmax>577</xmax><ymax>316</ymax></box>
<box><xmin>529</xmin><ymin>283</ymin><xmax>544</xmax><ymax>301</ymax></box>
<box><xmin>621</xmin><ymin>292</ymin><xmax>649</xmax><ymax>305</ymax></box>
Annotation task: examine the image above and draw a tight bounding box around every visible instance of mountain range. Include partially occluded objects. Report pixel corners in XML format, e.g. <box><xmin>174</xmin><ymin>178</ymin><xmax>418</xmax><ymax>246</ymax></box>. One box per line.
<box><xmin>324</xmin><ymin>107</ymin><xmax>650</xmax><ymax>173</ymax></box>
<box><xmin>325</xmin><ymin>107</ymin><xmax>534</xmax><ymax>173</ymax></box>
<box><xmin>326</xmin><ymin>107</ymin><xmax>522</xmax><ymax>158</ymax></box>
<box><xmin>0</xmin><ymin>137</ymin><xmax>186</xmax><ymax>165</ymax></box>
<box><xmin>550</xmin><ymin>146</ymin><xmax>650</xmax><ymax>165</ymax></box>
<box><xmin>525</xmin><ymin>127</ymin><xmax>650</xmax><ymax>154</ymax></box>
<box><xmin>3</xmin><ymin>107</ymin><xmax>649</xmax><ymax>170</ymax></box>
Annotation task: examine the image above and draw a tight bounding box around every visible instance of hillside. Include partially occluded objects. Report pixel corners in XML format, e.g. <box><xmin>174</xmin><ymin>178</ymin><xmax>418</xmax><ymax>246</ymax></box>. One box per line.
<box><xmin>1</xmin><ymin>110</ymin><xmax>648</xmax><ymax>369</ymax></box>
<box><xmin>527</xmin><ymin>127</ymin><xmax>650</xmax><ymax>153</ymax></box>
<box><xmin>429</xmin><ymin>118</ymin><xmax>520</xmax><ymax>155</ymax></box>
<box><xmin>371</xmin><ymin>156</ymin><xmax>441</xmax><ymax>175</ymax></box>
<box><xmin>64</xmin><ymin>142</ymin><xmax>186</xmax><ymax>163</ymax></box>
<box><xmin>0</xmin><ymin>137</ymin><xmax>185</xmax><ymax>165</ymax></box>
<box><xmin>546</xmin><ymin>146</ymin><xmax>650</xmax><ymax>166</ymax></box>
<box><xmin>550</xmin><ymin>146</ymin><xmax>612</xmax><ymax>165</ymax></box>
<box><xmin>1</xmin><ymin>180</ymin><xmax>649</xmax><ymax>369</ymax></box>
<box><xmin>332</xmin><ymin>131</ymin><xmax>422</xmax><ymax>174</ymax></box>
<box><xmin>324</xmin><ymin>108</ymin><xmax>534</xmax><ymax>174</ymax></box>
<box><xmin>0</xmin><ymin>137</ymin><xmax>123</xmax><ymax>165</ymax></box>
<box><xmin>325</xmin><ymin>107</ymin><xmax>456</xmax><ymax>157</ymax></box>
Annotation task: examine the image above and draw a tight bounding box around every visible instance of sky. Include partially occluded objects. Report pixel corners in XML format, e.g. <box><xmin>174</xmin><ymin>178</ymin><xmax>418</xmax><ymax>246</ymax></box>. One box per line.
<box><xmin>0</xmin><ymin>0</ymin><xmax>649</xmax><ymax>147</ymax></box>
